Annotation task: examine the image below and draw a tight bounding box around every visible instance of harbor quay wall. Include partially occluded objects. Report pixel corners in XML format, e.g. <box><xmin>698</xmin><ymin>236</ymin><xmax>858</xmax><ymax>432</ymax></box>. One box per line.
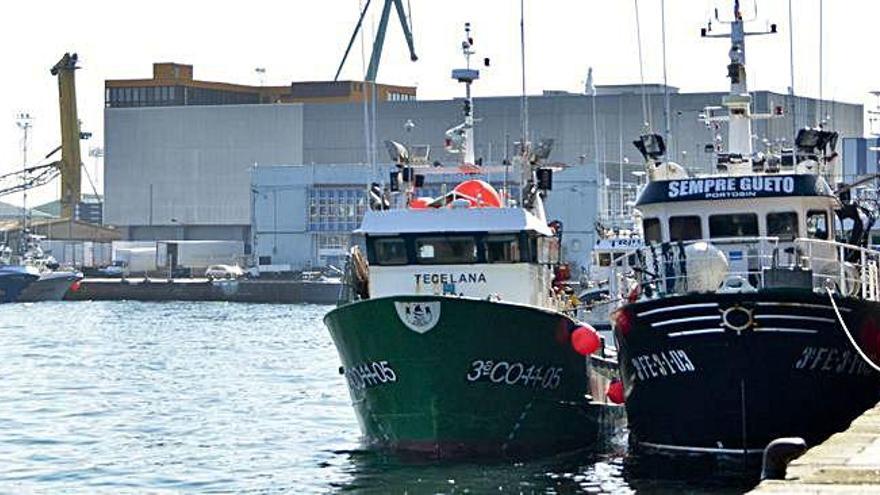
<box><xmin>750</xmin><ymin>400</ymin><xmax>880</xmax><ymax>493</ymax></box>
<box><xmin>66</xmin><ymin>278</ymin><xmax>341</xmax><ymax>305</ymax></box>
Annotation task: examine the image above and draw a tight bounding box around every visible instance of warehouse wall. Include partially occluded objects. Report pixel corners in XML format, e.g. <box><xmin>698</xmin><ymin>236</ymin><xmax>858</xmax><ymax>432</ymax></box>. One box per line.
<box><xmin>105</xmin><ymin>104</ymin><xmax>305</xmax><ymax>228</ymax></box>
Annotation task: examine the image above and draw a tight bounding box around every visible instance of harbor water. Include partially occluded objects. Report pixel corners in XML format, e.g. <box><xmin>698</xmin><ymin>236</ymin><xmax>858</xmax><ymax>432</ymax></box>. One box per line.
<box><xmin>0</xmin><ymin>302</ymin><xmax>755</xmax><ymax>493</ymax></box>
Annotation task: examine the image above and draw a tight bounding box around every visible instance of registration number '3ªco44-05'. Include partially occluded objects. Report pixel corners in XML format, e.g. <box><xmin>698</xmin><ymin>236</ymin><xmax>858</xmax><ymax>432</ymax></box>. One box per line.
<box><xmin>466</xmin><ymin>360</ymin><xmax>563</xmax><ymax>390</ymax></box>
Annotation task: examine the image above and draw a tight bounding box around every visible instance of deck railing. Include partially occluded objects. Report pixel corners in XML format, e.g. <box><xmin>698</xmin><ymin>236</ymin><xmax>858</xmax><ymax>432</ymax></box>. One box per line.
<box><xmin>614</xmin><ymin>236</ymin><xmax>880</xmax><ymax>303</ymax></box>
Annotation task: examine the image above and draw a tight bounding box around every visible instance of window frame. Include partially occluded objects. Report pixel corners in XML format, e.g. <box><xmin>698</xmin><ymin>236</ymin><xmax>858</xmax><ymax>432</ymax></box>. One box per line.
<box><xmin>414</xmin><ymin>235</ymin><xmax>479</xmax><ymax>265</ymax></box>
<box><xmin>669</xmin><ymin>215</ymin><xmax>703</xmax><ymax>242</ymax></box>
<box><xmin>806</xmin><ymin>209</ymin><xmax>830</xmax><ymax>240</ymax></box>
<box><xmin>767</xmin><ymin>211</ymin><xmax>799</xmax><ymax>241</ymax></box>
<box><xmin>709</xmin><ymin>213</ymin><xmax>759</xmax><ymax>239</ymax></box>
<box><xmin>643</xmin><ymin>218</ymin><xmax>662</xmax><ymax>243</ymax></box>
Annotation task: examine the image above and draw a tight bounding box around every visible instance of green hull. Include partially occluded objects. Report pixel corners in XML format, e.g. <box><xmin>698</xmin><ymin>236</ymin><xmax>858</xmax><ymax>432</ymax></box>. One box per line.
<box><xmin>324</xmin><ymin>295</ymin><xmax>623</xmax><ymax>458</ymax></box>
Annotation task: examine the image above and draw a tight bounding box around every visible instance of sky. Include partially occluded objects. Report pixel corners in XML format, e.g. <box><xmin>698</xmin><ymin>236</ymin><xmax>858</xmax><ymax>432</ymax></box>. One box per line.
<box><xmin>1</xmin><ymin>0</ymin><xmax>878</xmax><ymax>207</ymax></box>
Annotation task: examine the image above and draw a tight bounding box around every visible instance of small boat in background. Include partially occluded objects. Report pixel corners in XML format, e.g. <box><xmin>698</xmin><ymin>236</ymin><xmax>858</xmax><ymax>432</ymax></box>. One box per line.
<box><xmin>0</xmin><ymin>233</ymin><xmax>82</xmax><ymax>303</ymax></box>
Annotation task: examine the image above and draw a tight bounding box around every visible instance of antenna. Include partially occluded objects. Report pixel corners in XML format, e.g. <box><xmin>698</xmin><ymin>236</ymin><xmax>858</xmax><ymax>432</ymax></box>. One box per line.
<box><xmin>700</xmin><ymin>0</ymin><xmax>777</xmax><ymax>167</ymax></box>
<box><xmin>446</xmin><ymin>22</ymin><xmax>485</xmax><ymax>167</ymax></box>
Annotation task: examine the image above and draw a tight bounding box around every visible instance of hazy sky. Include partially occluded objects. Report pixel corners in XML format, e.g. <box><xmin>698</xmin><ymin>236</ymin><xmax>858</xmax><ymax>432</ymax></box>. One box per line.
<box><xmin>2</xmin><ymin>0</ymin><xmax>878</xmax><ymax>206</ymax></box>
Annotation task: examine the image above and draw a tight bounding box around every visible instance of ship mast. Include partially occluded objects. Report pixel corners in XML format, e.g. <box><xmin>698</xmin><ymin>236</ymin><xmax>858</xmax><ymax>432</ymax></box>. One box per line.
<box><xmin>701</xmin><ymin>0</ymin><xmax>777</xmax><ymax>173</ymax></box>
<box><xmin>445</xmin><ymin>22</ymin><xmax>482</xmax><ymax>167</ymax></box>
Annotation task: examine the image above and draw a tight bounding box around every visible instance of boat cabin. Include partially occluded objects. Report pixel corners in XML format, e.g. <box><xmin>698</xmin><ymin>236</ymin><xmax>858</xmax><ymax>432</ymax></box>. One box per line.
<box><xmin>628</xmin><ymin>172</ymin><xmax>876</xmax><ymax>295</ymax></box>
<box><xmin>357</xmin><ymin>206</ymin><xmax>561</xmax><ymax>306</ymax></box>
<box><xmin>636</xmin><ymin>174</ymin><xmax>837</xmax><ymax>245</ymax></box>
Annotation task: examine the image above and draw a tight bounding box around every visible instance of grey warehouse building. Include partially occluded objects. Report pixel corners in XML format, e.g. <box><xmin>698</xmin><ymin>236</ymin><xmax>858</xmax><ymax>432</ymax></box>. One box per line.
<box><xmin>104</xmin><ymin>78</ymin><xmax>863</xmax><ymax>268</ymax></box>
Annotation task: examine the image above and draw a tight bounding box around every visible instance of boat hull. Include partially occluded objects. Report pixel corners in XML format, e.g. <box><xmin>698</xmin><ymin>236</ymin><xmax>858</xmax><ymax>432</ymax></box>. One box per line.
<box><xmin>324</xmin><ymin>295</ymin><xmax>623</xmax><ymax>458</ymax></box>
<box><xmin>17</xmin><ymin>272</ymin><xmax>81</xmax><ymax>302</ymax></box>
<box><xmin>617</xmin><ymin>289</ymin><xmax>880</xmax><ymax>456</ymax></box>
<box><xmin>0</xmin><ymin>271</ymin><xmax>40</xmax><ymax>303</ymax></box>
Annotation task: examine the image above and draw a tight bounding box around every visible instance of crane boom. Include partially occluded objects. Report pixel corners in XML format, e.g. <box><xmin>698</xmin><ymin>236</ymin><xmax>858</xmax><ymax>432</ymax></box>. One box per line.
<box><xmin>50</xmin><ymin>53</ymin><xmax>82</xmax><ymax>219</ymax></box>
<box><xmin>335</xmin><ymin>0</ymin><xmax>417</xmax><ymax>83</ymax></box>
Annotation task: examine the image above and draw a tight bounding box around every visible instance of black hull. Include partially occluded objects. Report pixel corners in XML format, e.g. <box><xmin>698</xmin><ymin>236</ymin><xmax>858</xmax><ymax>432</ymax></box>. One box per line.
<box><xmin>616</xmin><ymin>289</ymin><xmax>880</xmax><ymax>456</ymax></box>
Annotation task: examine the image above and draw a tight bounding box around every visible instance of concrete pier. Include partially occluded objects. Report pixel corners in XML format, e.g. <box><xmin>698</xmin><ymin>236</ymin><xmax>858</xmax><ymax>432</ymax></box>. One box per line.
<box><xmin>66</xmin><ymin>278</ymin><xmax>342</xmax><ymax>305</ymax></box>
<box><xmin>751</xmin><ymin>401</ymin><xmax>880</xmax><ymax>494</ymax></box>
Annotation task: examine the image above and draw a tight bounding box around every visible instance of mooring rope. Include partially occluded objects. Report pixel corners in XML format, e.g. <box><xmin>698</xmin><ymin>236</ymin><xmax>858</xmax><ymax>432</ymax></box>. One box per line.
<box><xmin>825</xmin><ymin>286</ymin><xmax>880</xmax><ymax>373</ymax></box>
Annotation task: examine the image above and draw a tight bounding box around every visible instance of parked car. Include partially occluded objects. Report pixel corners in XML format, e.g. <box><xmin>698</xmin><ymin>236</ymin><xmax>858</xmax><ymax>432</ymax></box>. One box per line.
<box><xmin>96</xmin><ymin>261</ymin><xmax>126</xmax><ymax>278</ymax></box>
<box><xmin>204</xmin><ymin>264</ymin><xmax>244</xmax><ymax>280</ymax></box>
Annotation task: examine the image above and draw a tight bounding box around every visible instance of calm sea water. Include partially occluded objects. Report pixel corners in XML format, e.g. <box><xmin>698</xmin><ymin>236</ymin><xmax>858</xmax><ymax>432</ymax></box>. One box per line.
<box><xmin>0</xmin><ymin>302</ymin><xmax>757</xmax><ymax>493</ymax></box>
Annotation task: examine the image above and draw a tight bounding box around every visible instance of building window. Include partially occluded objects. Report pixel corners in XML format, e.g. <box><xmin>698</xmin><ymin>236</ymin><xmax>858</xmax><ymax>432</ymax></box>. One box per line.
<box><xmin>709</xmin><ymin>213</ymin><xmax>759</xmax><ymax>238</ymax></box>
<box><xmin>308</xmin><ymin>187</ymin><xmax>366</xmax><ymax>232</ymax></box>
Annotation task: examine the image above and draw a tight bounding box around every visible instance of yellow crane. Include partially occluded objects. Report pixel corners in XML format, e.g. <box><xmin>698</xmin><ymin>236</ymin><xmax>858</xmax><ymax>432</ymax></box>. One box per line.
<box><xmin>50</xmin><ymin>52</ymin><xmax>82</xmax><ymax>219</ymax></box>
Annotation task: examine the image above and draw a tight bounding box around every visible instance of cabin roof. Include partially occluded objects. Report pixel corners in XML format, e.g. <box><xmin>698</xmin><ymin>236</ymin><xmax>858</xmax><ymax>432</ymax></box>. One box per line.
<box><xmin>635</xmin><ymin>174</ymin><xmax>835</xmax><ymax>207</ymax></box>
<box><xmin>356</xmin><ymin>207</ymin><xmax>554</xmax><ymax>236</ymax></box>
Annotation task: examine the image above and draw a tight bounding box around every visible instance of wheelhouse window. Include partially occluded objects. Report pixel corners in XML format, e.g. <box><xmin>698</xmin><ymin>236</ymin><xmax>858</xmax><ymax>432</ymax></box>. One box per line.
<box><xmin>485</xmin><ymin>235</ymin><xmax>520</xmax><ymax>263</ymax></box>
<box><xmin>643</xmin><ymin>218</ymin><xmax>662</xmax><ymax>243</ymax></box>
<box><xmin>415</xmin><ymin>236</ymin><xmax>478</xmax><ymax>264</ymax></box>
<box><xmin>597</xmin><ymin>253</ymin><xmax>612</xmax><ymax>267</ymax></box>
<box><xmin>669</xmin><ymin>216</ymin><xmax>702</xmax><ymax>242</ymax></box>
<box><xmin>767</xmin><ymin>212</ymin><xmax>799</xmax><ymax>241</ymax></box>
<box><xmin>807</xmin><ymin>210</ymin><xmax>830</xmax><ymax>240</ymax></box>
<box><xmin>371</xmin><ymin>237</ymin><xmax>408</xmax><ymax>265</ymax></box>
<box><xmin>709</xmin><ymin>213</ymin><xmax>758</xmax><ymax>238</ymax></box>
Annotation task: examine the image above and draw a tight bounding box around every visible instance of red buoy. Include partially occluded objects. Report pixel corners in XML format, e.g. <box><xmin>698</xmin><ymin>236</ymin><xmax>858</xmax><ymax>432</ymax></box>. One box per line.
<box><xmin>69</xmin><ymin>280</ymin><xmax>82</xmax><ymax>293</ymax></box>
<box><xmin>452</xmin><ymin>180</ymin><xmax>503</xmax><ymax>208</ymax></box>
<box><xmin>570</xmin><ymin>324</ymin><xmax>601</xmax><ymax>356</ymax></box>
<box><xmin>606</xmin><ymin>379</ymin><xmax>625</xmax><ymax>404</ymax></box>
<box><xmin>612</xmin><ymin>309</ymin><xmax>633</xmax><ymax>337</ymax></box>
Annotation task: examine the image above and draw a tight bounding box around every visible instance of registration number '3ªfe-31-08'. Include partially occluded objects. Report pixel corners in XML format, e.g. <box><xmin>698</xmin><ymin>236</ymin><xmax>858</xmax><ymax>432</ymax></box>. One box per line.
<box><xmin>466</xmin><ymin>360</ymin><xmax>563</xmax><ymax>390</ymax></box>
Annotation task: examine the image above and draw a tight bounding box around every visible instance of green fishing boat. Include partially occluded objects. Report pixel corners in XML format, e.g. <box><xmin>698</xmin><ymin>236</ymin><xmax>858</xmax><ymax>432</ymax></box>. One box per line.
<box><xmin>325</xmin><ymin>24</ymin><xmax>622</xmax><ymax>458</ymax></box>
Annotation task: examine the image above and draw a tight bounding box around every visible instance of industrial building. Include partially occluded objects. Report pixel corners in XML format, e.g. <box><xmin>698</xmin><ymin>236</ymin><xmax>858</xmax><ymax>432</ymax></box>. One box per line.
<box><xmin>103</xmin><ymin>64</ymin><xmax>864</xmax><ymax>269</ymax></box>
<box><xmin>105</xmin><ymin>62</ymin><xmax>416</xmax><ymax>108</ymax></box>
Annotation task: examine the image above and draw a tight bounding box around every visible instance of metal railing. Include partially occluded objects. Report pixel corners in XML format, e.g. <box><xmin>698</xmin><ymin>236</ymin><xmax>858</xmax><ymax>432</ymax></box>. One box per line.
<box><xmin>614</xmin><ymin>236</ymin><xmax>880</xmax><ymax>303</ymax></box>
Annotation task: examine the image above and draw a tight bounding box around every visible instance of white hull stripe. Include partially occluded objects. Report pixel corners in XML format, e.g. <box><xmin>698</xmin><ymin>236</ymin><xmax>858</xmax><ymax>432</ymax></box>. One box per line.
<box><xmin>639</xmin><ymin>441</ymin><xmax>764</xmax><ymax>455</ymax></box>
<box><xmin>756</xmin><ymin>315</ymin><xmax>836</xmax><ymax>324</ymax></box>
<box><xmin>638</xmin><ymin>303</ymin><xmax>719</xmax><ymax>317</ymax></box>
<box><xmin>652</xmin><ymin>315</ymin><xmax>721</xmax><ymax>328</ymax></box>
<box><xmin>754</xmin><ymin>327</ymin><xmax>819</xmax><ymax>335</ymax></box>
<box><xmin>668</xmin><ymin>328</ymin><xmax>725</xmax><ymax>338</ymax></box>
<box><xmin>756</xmin><ymin>301</ymin><xmax>852</xmax><ymax>312</ymax></box>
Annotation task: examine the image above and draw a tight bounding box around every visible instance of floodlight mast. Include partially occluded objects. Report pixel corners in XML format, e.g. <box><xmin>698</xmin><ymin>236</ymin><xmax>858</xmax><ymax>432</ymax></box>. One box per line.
<box><xmin>701</xmin><ymin>0</ymin><xmax>776</xmax><ymax>162</ymax></box>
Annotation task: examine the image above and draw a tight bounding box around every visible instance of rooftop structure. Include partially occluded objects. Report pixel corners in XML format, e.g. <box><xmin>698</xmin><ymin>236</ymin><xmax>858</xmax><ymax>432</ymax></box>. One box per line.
<box><xmin>105</xmin><ymin>62</ymin><xmax>416</xmax><ymax>108</ymax></box>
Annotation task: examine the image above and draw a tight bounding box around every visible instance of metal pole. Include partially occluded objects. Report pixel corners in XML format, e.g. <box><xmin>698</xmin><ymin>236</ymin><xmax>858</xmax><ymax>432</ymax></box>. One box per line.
<box><xmin>818</xmin><ymin>0</ymin><xmax>824</xmax><ymax>126</ymax></box>
<box><xmin>520</xmin><ymin>0</ymin><xmax>529</xmax><ymax>150</ymax></box>
<box><xmin>788</xmin><ymin>0</ymin><xmax>797</xmax><ymax>142</ymax></box>
<box><xmin>661</xmin><ymin>0</ymin><xmax>671</xmax><ymax>146</ymax></box>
